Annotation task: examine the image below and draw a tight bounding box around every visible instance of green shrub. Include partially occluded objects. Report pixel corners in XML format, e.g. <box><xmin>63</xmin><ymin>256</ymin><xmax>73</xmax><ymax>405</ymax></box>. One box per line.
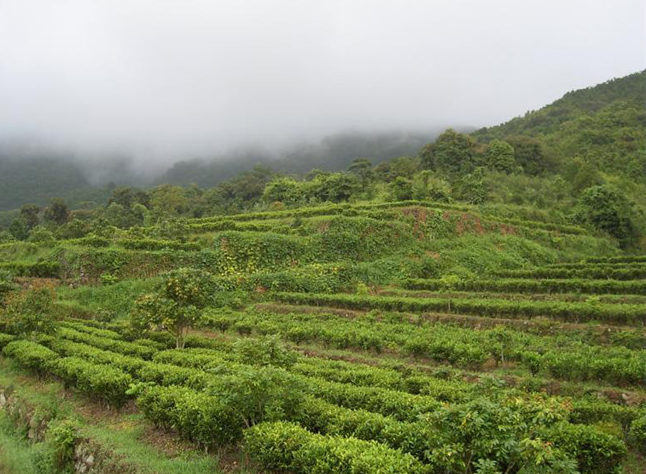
<box><xmin>0</xmin><ymin>332</ymin><xmax>16</xmax><ymax>349</ymax></box>
<box><xmin>244</xmin><ymin>421</ymin><xmax>428</xmax><ymax>474</ymax></box>
<box><xmin>137</xmin><ymin>385</ymin><xmax>241</xmax><ymax>447</ymax></box>
<box><xmin>232</xmin><ymin>335</ymin><xmax>297</xmax><ymax>368</ymax></box>
<box><xmin>3</xmin><ymin>340</ymin><xmax>59</xmax><ymax>374</ymax></box>
<box><xmin>50</xmin><ymin>357</ymin><xmax>132</xmax><ymax>408</ymax></box>
<box><xmin>545</xmin><ymin>422</ymin><xmax>627</xmax><ymax>474</ymax></box>
<box><xmin>47</xmin><ymin>419</ymin><xmax>79</xmax><ymax>470</ymax></box>
<box><xmin>628</xmin><ymin>413</ymin><xmax>646</xmax><ymax>454</ymax></box>
<box><xmin>59</xmin><ymin>327</ymin><xmax>157</xmax><ymax>359</ymax></box>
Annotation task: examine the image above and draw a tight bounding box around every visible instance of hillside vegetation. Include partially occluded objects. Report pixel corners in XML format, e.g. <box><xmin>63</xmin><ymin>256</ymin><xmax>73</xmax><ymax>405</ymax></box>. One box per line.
<box><xmin>0</xmin><ymin>72</ymin><xmax>645</xmax><ymax>474</ymax></box>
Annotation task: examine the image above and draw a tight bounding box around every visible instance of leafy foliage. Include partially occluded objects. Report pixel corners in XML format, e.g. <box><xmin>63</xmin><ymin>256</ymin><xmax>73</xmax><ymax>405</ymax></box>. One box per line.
<box><xmin>132</xmin><ymin>268</ymin><xmax>215</xmax><ymax>348</ymax></box>
<box><xmin>576</xmin><ymin>184</ymin><xmax>640</xmax><ymax>245</ymax></box>
<box><xmin>1</xmin><ymin>286</ymin><xmax>58</xmax><ymax>338</ymax></box>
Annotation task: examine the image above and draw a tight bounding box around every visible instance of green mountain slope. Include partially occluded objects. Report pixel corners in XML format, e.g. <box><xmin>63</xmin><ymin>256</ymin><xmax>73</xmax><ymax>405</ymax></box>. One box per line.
<box><xmin>473</xmin><ymin>71</ymin><xmax>646</xmax><ymax>177</ymax></box>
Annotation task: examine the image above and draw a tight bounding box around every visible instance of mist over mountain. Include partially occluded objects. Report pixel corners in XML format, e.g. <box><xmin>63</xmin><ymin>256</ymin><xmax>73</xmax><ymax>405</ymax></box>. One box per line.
<box><xmin>0</xmin><ymin>128</ymin><xmax>455</xmax><ymax>210</ymax></box>
<box><xmin>157</xmin><ymin>129</ymin><xmax>452</xmax><ymax>187</ymax></box>
<box><xmin>1</xmin><ymin>1</ymin><xmax>643</xmax><ymax>159</ymax></box>
<box><xmin>0</xmin><ymin>0</ymin><xmax>643</xmax><ymax>212</ymax></box>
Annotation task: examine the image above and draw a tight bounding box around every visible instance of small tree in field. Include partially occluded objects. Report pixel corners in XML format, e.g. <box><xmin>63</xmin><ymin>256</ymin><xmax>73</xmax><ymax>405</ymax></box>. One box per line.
<box><xmin>2</xmin><ymin>285</ymin><xmax>58</xmax><ymax>338</ymax></box>
<box><xmin>132</xmin><ymin>268</ymin><xmax>214</xmax><ymax>348</ymax></box>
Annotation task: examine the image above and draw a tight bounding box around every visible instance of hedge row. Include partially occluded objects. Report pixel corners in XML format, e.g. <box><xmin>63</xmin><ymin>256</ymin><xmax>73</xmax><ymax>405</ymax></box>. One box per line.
<box><xmin>0</xmin><ymin>261</ymin><xmax>60</xmax><ymax>278</ymax></box>
<box><xmin>54</xmin><ymin>328</ymin><xmax>444</xmax><ymax>425</ymax></box>
<box><xmin>50</xmin><ymin>338</ymin><xmax>215</xmax><ymax>390</ymax></box>
<box><xmin>59</xmin><ymin>327</ymin><xmax>157</xmax><ymax>359</ymax></box>
<box><xmin>545</xmin><ymin>422</ymin><xmax>627</xmax><ymax>474</ymax></box>
<box><xmin>298</xmin><ymin>374</ymin><xmax>442</xmax><ymax>422</ymax></box>
<box><xmin>629</xmin><ymin>413</ymin><xmax>646</xmax><ymax>454</ymax></box>
<box><xmin>35</xmin><ymin>318</ymin><xmax>641</xmax><ymax>471</ymax></box>
<box><xmin>2</xmin><ymin>340</ymin><xmax>132</xmax><ymax>407</ymax></box>
<box><xmin>188</xmin><ymin>220</ymin><xmax>287</xmax><ymax>234</ymax></box>
<box><xmin>50</xmin><ymin>338</ymin><xmax>147</xmax><ymax>373</ymax></box>
<box><xmin>587</xmin><ymin>256</ymin><xmax>646</xmax><ymax>264</ymax></box>
<box><xmin>244</xmin><ymin>421</ymin><xmax>427</xmax><ymax>474</ymax></box>
<box><xmin>118</xmin><ymin>238</ymin><xmax>201</xmax><ymax>252</ymax></box>
<box><xmin>210</xmin><ymin>309</ymin><xmax>646</xmax><ymax>386</ymax></box>
<box><xmin>0</xmin><ymin>332</ymin><xmax>16</xmax><ymax>349</ymax></box>
<box><xmin>292</xmin><ymin>359</ymin><xmax>476</xmax><ymax>403</ymax></box>
<box><xmin>50</xmin><ymin>356</ymin><xmax>132</xmax><ymax>408</ymax></box>
<box><xmin>403</xmin><ymin>278</ymin><xmax>646</xmax><ymax>295</ymax></box>
<box><xmin>155</xmin><ymin>344</ymin><xmax>474</xmax><ymax>403</ymax></box>
<box><xmin>246</xmin><ymin>416</ymin><xmax>627</xmax><ymax>474</ymax></box>
<box><xmin>495</xmin><ymin>267</ymin><xmax>646</xmax><ymax>280</ymax></box>
<box><xmin>135</xmin><ymin>358</ymin><xmax>636</xmax><ymax>472</ymax></box>
<box><xmin>53</xmin><ymin>319</ymin><xmax>646</xmax><ymax>443</ymax></box>
<box><xmin>152</xmin><ymin>347</ymin><xmax>443</xmax><ymax>422</ymax></box>
<box><xmin>188</xmin><ymin>200</ymin><xmax>585</xmax><ymax>235</ymax></box>
<box><xmin>294</xmin><ymin>395</ymin><xmax>435</xmax><ymax>461</ymax></box>
<box><xmin>54</xmin><ymin>325</ymin><xmax>643</xmax><ymax>431</ymax></box>
<box><xmin>295</xmin><ymin>356</ymin><xmax>642</xmax><ymax>426</ymax></box>
<box><xmin>538</xmin><ymin>351</ymin><xmax>646</xmax><ymax>386</ymax></box>
<box><xmin>2</xmin><ymin>340</ymin><xmax>59</xmax><ymax>374</ymax></box>
<box><xmin>546</xmin><ymin>262</ymin><xmax>646</xmax><ymax>270</ymax></box>
<box><xmin>137</xmin><ymin>384</ymin><xmax>244</xmax><ymax>447</ymax></box>
<box><xmin>139</xmin><ymin>383</ymin><xmax>427</xmax><ymax>472</ymax></box>
<box><xmin>62</xmin><ymin>321</ymin><xmax>645</xmax><ymax>430</ymax></box>
<box><xmin>270</xmin><ymin>292</ymin><xmax>646</xmax><ymax>325</ymax></box>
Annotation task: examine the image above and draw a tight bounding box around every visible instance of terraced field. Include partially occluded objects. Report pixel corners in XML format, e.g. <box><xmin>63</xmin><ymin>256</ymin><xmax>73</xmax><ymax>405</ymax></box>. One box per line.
<box><xmin>0</xmin><ymin>201</ymin><xmax>644</xmax><ymax>474</ymax></box>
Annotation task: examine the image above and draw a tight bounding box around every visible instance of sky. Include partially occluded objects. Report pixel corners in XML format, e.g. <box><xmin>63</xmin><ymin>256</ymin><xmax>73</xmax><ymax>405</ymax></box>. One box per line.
<box><xmin>0</xmin><ymin>0</ymin><xmax>644</xmax><ymax>162</ymax></box>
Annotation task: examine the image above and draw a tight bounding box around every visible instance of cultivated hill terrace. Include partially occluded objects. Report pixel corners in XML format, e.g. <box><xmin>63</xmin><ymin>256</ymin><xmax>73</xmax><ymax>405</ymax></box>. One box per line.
<box><xmin>0</xmin><ymin>71</ymin><xmax>645</xmax><ymax>474</ymax></box>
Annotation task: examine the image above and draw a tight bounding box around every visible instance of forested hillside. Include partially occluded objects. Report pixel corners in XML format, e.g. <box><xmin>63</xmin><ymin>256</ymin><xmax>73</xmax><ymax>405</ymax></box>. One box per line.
<box><xmin>474</xmin><ymin>70</ymin><xmax>645</xmax><ymax>177</ymax></box>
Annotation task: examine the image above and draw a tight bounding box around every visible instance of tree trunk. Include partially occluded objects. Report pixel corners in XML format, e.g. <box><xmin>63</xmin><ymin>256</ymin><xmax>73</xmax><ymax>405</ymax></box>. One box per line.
<box><xmin>176</xmin><ymin>325</ymin><xmax>186</xmax><ymax>349</ymax></box>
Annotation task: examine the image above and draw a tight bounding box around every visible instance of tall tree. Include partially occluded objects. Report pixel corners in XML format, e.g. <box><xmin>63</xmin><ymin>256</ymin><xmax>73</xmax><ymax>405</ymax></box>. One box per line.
<box><xmin>43</xmin><ymin>198</ymin><xmax>70</xmax><ymax>226</ymax></box>
<box><xmin>421</xmin><ymin>129</ymin><xmax>477</xmax><ymax>173</ymax></box>
<box><xmin>19</xmin><ymin>204</ymin><xmax>41</xmax><ymax>230</ymax></box>
<box><xmin>347</xmin><ymin>158</ymin><xmax>374</xmax><ymax>188</ymax></box>
<box><xmin>485</xmin><ymin>140</ymin><xmax>516</xmax><ymax>173</ymax></box>
<box><xmin>577</xmin><ymin>185</ymin><xmax>640</xmax><ymax>246</ymax></box>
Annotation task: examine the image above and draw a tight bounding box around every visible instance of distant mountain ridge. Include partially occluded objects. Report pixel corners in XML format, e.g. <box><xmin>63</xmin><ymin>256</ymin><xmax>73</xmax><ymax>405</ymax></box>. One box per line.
<box><xmin>0</xmin><ymin>71</ymin><xmax>644</xmax><ymax>212</ymax></box>
<box><xmin>0</xmin><ymin>130</ymin><xmax>439</xmax><ymax>211</ymax></box>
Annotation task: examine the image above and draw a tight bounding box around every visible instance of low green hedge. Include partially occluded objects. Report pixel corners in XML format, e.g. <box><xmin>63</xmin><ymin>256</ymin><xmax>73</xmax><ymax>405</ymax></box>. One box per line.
<box><xmin>119</xmin><ymin>238</ymin><xmax>201</xmax><ymax>252</ymax></box>
<box><xmin>628</xmin><ymin>412</ymin><xmax>646</xmax><ymax>454</ymax></box>
<box><xmin>271</xmin><ymin>292</ymin><xmax>646</xmax><ymax>325</ymax></box>
<box><xmin>137</xmin><ymin>385</ymin><xmax>241</xmax><ymax>447</ymax></box>
<box><xmin>545</xmin><ymin>422</ymin><xmax>627</xmax><ymax>474</ymax></box>
<box><xmin>50</xmin><ymin>356</ymin><xmax>132</xmax><ymax>408</ymax></box>
<box><xmin>495</xmin><ymin>267</ymin><xmax>646</xmax><ymax>280</ymax></box>
<box><xmin>0</xmin><ymin>332</ymin><xmax>16</xmax><ymax>349</ymax></box>
<box><xmin>586</xmin><ymin>256</ymin><xmax>646</xmax><ymax>264</ymax></box>
<box><xmin>2</xmin><ymin>340</ymin><xmax>59</xmax><ymax>374</ymax></box>
<box><xmin>0</xmin><ymin>261</ymin><xmax>61</xmax><ymax>278</ymax></box>
<box><xmin>59</xmin><ymin>327</ymin><xmax>157</xmax><ymax>359</ymax></box>
<box><xmin>403</xmin><ymin>277</ymin><xmax>646</xmax><ymax>295</ymax></box>
<box><xmin>244</xmin><ymin>421</ymin><xmax>428</xmax><ymax>474</ymax></box>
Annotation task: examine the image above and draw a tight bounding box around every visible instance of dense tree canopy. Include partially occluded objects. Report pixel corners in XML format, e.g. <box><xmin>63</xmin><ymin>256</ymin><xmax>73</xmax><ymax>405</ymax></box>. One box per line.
<box><xmin>577</xmin><ymin>185</ymin><xmax>640</xmax><ymax>246</ymax></box>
